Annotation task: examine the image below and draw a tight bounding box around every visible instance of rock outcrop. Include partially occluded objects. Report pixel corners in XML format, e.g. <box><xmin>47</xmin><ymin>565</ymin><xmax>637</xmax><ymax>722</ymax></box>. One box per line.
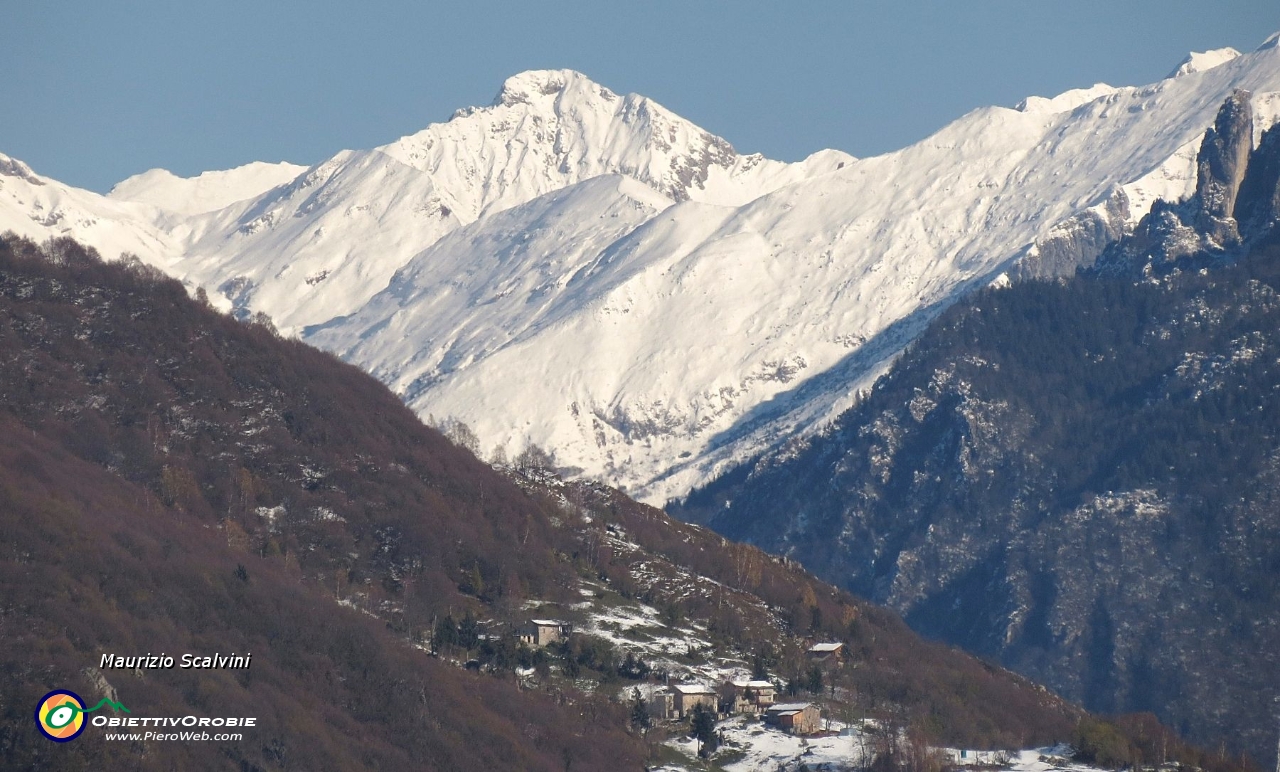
<box><xmin>1097</xmin><ymin>90</ymin><xmax>1280</xmax><ymax>273</ymax></box>
<box><xmin>1013</xmin><ymin>190</ymin><xmax>1132</xmax><ymax>280</ymax></box>
<box><xmin>1193</xmin><ymin>89</ymin><xmax>1253</xmax><ymax>245</ymax></box>
<box><xmin>1235</xmin><ymin>122</ymin><xmax>1280</xmax><ymax>231</ymax></box>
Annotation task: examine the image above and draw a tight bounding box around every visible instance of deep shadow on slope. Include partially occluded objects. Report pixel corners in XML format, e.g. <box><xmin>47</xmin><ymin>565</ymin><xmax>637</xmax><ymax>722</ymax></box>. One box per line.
<box><xmin>649</xmin><ymin>298</ymin><xmax>952</xmax><ymax>499</ymax></box>
<box><xmin>676</xmin><ymin>236</ymin><xmax>1280</xmax><ymax>768</ymax></box>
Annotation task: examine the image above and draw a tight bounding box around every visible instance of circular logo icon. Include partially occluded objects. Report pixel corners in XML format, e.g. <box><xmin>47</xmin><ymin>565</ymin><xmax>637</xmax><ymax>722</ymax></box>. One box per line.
<box><xmin>35</xmin><ymin>690</ymin><xmax>86</xmax><ymax>742</ymax></box>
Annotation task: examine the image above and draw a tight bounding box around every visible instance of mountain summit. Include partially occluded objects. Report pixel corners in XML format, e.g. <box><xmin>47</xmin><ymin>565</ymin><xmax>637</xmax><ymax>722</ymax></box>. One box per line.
<box><xmin>379</xmin><ymin>67</ymin><xmax>846</xmax><ymax>217</ymax></box>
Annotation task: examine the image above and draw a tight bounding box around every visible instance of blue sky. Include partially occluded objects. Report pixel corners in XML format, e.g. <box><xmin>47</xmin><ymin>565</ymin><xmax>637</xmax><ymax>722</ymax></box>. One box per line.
<box><xmin>5</xmin><ymin>1</ymin><xmax>1278</xmax><ymax>192</ymax></box>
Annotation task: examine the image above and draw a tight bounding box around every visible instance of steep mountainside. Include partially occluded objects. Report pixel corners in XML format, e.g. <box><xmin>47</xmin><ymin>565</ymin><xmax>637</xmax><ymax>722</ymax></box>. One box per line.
<box><xmin>675</xmin><ymin>110</ymin><xmax>1280</xmax><ymax>768</ymax></box>
<box><xmin>3</xmin><ymin>234</ymin><xmax>1253</xmax><ymax>771</ymax></box>
<box><xmin>4</xmin><ymin>40</ymin><xmax>1280</xmax><ymax>503</ymax></box>
<box><xmin>0</xmin><ymin>424</ymin><xmax>651</xmax><ymax>771</ymax></box>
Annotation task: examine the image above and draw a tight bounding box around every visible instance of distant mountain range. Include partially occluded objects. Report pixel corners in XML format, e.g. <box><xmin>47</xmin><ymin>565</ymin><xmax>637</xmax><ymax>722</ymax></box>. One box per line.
<box><xmin>3</xmin><ymin>36</ymin><xmax>1280</xmax><ymax>508</ymax></box>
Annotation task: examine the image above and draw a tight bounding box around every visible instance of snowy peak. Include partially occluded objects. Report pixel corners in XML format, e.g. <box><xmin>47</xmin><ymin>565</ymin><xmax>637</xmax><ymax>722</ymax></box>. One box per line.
<box><xmin>1019</xmin><ymin>44</ymin><xmax>1255</xmax><ymax>115</ymax></box>
<box><xmin>3</xmin><ymin>36</ymin><xmax>1279</xmax><ymax>507</ymax></box>
<box><xmin>34</xmin><ymin>68</ymin><xmax>843</xmax><ymax>337</ymax></box>
<box><xmin>1169</xmin><ymin>47</ymin><xmax>1242</xmax><ymax>79</ymax></box>
<box><xmin>0</xmin><ymin>152</ymin><xmax>46</xmax><ymax>186</ymax></box>
<box><xmin>491</xmin><ymin>68</ymin><xmax>605</xmax><ymax>108</ymax></box>
<box><xmin>378</xmin><ymin>68</ymin><xmax>826</xmax><ymax>219</ymax></box>
<box><xmin>108</xmin><ymin>161</ymin><xmax>307</xmax><ymax>216</ymax></box>
<box><xmin>0</xmin><ymin>151</ymin><xmax>183</xmax><ymax>273</ymax></box>
<box><xmin>383</xmin><ymin>66</ymin><xmax>731</xmax><ymax>212</ymax></box>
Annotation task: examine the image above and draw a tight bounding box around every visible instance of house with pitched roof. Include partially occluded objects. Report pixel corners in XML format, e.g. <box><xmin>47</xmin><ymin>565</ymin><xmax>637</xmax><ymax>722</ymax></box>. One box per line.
<box><xmin>764</xmin><ymin>702</ymin><xmax>821</xmax><ymax>735</ymax></box>
<box><xmin>518</xmin><ymin>619</ymin><xmax>571</xmax><ymax>647</ymax></box>
<box><xmin>724</xmin><ymin>679</ymin><xmax>777</xmax><ymax>714</ymax></box>
<box><xmin>669</xmin><ymin>684</ymin><xmax>717</xmax><ymax>718</ymax></box>
<box><xmin>807</xmin><ymin>642</ymin><xmax>846</xmax><ymax>664</ymax></box>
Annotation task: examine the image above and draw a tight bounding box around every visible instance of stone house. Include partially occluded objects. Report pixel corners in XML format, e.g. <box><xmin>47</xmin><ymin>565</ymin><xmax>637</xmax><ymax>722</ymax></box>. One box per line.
<box><xmin>518</xmin><ymin>619</ymin><xmax>571</xmax><ymax>647</ymax></box>
<box><xmin>669</xmin><ymin>684</ymin><xmax>717</xmax><ymax>718</ymax></box>
<box><xmin>724</xmin><ymin>679</ymin><xmax>777</xmax><ymax>714</ymax></box>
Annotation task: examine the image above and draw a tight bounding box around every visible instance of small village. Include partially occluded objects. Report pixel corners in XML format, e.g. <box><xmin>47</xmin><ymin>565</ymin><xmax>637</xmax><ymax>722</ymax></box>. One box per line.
<box><xmin>411</xmin><ymin>501</ymin><xmax>1191</xmax><ymax>772</ymax></box>
<box><xmin>516</xmin><ymin>617</ymin><xmax>837</xmax><ymax>727</ymax></box>
<box><xmin>412</xmin><ymin>499</ymin><xmax>967</xmax><ymax>772</ymax></box>
<box><xmin>506</xmin><ymin>615</ymin><xmax>851</xmax><ymax>768</ymax></box>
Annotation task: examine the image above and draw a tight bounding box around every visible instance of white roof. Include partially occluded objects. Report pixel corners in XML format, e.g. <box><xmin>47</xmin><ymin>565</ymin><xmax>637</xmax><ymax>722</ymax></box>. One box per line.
<box><xmin>808</xmin><ymin>642</ymin><xmax>844</xmax><ymax>652</ymax></box>
<box><xmin>730</xmin><ymin>679</ymin><xmax>775</xmax><ymax>689</ymax></box>
<box><xmin>629</xmin><ymin>683</ymin><xmax>671</xmax><ymax>699</ymax></box>
<box><xmin>529</xmin><ymin>619</ymin><xmax>566</xmax><ymax>626</ymax></box>
<box><xmin>767</xmin><ymin>702</ymin><xmax>813</xmax><ymax>713</ymax></box>
<box><xmin>672</xmin><ymin>684</ymin><xmax>716</xmax><ymax>695</ymax></box>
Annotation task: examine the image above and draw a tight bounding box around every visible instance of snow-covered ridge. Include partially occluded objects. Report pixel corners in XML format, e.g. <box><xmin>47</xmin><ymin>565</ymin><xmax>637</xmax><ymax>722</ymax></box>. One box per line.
<box><xmin>1168</xmin><ymin>47</ymin><xmax>1242</xmax><ymax>79</ymax></box>
<box><xmin>316</xmin><ymin>41</ymin><xmax>1280</xmax><ymax>502</ymax></box>
<box><xmin>3</xmin><ymin>35</ymin><xmax>1280</xmax><ymax>504</ymax></box>
<box><xmin>0</xmin><ymin>152</ymin><xmax>45</xmax><ymax>186</ymax></box>
<box><xmin>96</xmin><ymin>68</ymin><xmax>848</xmax><ymax>332</ymax></box>
<box><xmin>108</xmin><ymin>161</ymin><xmax>308</xmax><ymax>216</ymax></box>
<box><xmin>1017</xmin><ymin>83</ymin><xmax>1118</xmax><ymax>114</ymax></box>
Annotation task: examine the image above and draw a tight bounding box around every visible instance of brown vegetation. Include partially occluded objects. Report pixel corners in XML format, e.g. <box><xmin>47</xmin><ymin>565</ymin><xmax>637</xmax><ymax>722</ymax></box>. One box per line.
<box><xmin>0</xmin><ymin>235</ymin><xmax>642</xmax><ymax>770</ymax></box>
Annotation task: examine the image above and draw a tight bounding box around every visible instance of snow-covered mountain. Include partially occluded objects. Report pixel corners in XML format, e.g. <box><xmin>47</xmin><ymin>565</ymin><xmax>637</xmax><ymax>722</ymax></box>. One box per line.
<box><xmin>109</xmin><ymin>161</ymin><xmax>309</xmax><ymax>217</ymax></box>
<box><xmin>101</xmin><ymin>70</ymin><xmax>851</xmax><ymax>332</ymax></box>
<box><xmin>0</xmin><ymin>153</ymin><xmax>178</xmax><ymax>269</ymax></box>
<box><xmin>4</xmin><ymin>39</ymin><xmax>1280</xmax><ymax>503</ymax></box>
<box><xmin>1168</xmin><ymin>46</ymin><xmax>1242</xmax><ymax>79</ymax></box>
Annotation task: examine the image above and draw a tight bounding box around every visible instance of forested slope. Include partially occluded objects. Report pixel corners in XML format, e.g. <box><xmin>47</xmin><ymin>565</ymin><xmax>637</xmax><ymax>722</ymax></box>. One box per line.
<box><xmin>0</xmin><ymin>235</ymin><xmax>648</xmax><ymax>770</ymax></box>
<box><xmin>678</xmin><ymin>222</ymin><xmax>1280</xmax><ymax>767</ymax></box>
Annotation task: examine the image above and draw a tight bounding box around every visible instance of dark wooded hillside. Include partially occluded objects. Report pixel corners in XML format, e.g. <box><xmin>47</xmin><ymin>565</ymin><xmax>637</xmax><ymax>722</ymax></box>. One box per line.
<box><xmin>676</xmin><ymin>233</ymin><xmax>1280</xmax><ymax>768</ymax></box>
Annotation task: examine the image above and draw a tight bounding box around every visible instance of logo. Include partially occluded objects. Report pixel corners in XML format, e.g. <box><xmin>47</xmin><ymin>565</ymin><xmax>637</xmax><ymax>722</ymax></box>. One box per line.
<box><xmin>35</xmin><ymin>690</ymin><xmax>130</xmax><ymax>742</ymax></box>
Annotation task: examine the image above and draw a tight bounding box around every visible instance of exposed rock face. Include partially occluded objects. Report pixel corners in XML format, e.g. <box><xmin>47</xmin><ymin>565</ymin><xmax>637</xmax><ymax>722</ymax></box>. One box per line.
<box><xmin>0</xmin><ymin>153</ymin><xmax>44</xmax><ymax>186</ymax></box>
<box><xmin>80</xmin><ymin>667</ymin><xmax>118</xmax><ymax>704</ymax></box>
<box><xmin>1013</xmin><ymin>190</ymin><xmax>1132</xmax><ymax>280</ymax></box>
<box><xmin>1015</xmin><ymin>92</ymin><xmax>1264</xmax><ymax>281</ymax></box>
<box><xmin>1194</xmin><ymin>89</ymin><xmax>1253</xmax><ymax>245</ymax></box>
<box><xmin>1097</xmin><ymin>91</ymin><xmax>1280</xmax><ymax>272</ymax></box>
<box><xmin>1235</xmin><ymin>123</ymin><xmax>1280</xmax><ymax>231</ymax></box>
<box><xmin>1023</xmin><ymin>91</ymin><xmax>1280</xmax><ymax>281</ymax></box>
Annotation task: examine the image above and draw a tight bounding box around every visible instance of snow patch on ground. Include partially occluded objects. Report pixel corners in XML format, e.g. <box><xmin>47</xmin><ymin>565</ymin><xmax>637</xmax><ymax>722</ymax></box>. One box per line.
<box><xmin>660</xmin><ymin>727</ymin><xmax>1117</xmax><ymax>772</ymax></box>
